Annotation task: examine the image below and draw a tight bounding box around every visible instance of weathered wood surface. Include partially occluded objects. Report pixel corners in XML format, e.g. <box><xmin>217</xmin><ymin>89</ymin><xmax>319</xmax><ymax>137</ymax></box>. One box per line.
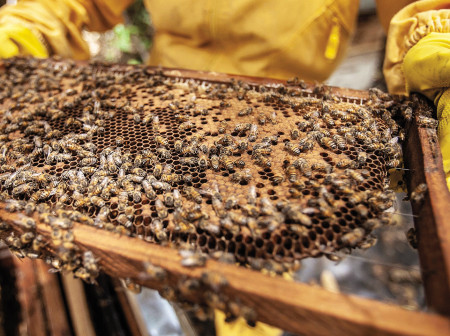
<box><xmin>403</xmin><ymin>101</ymin><xmax>450</xmax><ymax>316</ymax></box>
<box><xmin>1</xmin><ymin>209</ymin><xmax>449</xmax><ymax>336</ymax></box>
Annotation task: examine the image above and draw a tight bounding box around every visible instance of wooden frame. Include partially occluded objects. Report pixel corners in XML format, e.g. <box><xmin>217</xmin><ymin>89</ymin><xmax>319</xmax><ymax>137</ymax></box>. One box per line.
<box><xmin>0</xmin><ymin>65</ymin><xmax>449</xmax><ymax>335</ymax></box>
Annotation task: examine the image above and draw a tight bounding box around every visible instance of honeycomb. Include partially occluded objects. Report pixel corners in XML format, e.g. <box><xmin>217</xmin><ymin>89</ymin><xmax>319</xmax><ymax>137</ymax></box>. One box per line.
<box><xmin>0</xmin><ymin>57</ymin><xmax>415</xmax><ymax>277</ymax></box>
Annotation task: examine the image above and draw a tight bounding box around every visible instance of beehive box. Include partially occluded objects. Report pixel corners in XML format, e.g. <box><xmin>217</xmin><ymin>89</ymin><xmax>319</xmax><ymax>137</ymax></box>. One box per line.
<box><xmin>0</xmin><ymin>57</ymin><xmax>449</xmax><ymax>335</ymax></box>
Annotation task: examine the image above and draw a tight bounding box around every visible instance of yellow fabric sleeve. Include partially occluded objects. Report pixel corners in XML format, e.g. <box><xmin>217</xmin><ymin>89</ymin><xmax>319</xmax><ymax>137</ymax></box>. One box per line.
<box><xmin>0</xmin><ymin>0</ymin><xmax>133</xmax><ymax>59</ymax></box>
<box><xmin>436</xmin><ymin>89</ymin><xmax>450</xmax><ymax>188</ymax></box>
<box><xmin>383</xmin><ymin>0</ymin><xmax>450</xmax><ymax>95</ymax></box>
<box><xmin>0</xmin><ymin>24</ymin><xmax>48</xmax><ymax>58</ymax></box>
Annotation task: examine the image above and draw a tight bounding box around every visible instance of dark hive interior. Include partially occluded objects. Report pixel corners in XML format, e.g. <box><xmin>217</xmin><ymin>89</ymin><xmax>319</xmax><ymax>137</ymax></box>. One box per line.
<box><xmin>0</xmin><ymin>57</ymin><xmax>417</xmax><ymax>279</ymax></box>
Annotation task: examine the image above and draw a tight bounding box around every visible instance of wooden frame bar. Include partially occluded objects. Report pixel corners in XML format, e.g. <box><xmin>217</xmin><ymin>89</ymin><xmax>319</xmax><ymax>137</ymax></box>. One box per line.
<box><xmin>1</xmin><ymin>212</ymin><xmax>449</xmax><ymax>336</ymax></box>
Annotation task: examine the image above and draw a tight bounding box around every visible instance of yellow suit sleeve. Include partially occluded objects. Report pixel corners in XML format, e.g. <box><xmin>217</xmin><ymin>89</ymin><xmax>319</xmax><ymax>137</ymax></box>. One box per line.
<box><xmin>0</xmin><ymin>0</ymin><xmax>134</xmax><ymax>59</ymax></box>
<box><xmin>383</xmin><ymin>0</ymin><xmax>450</xmax><ymax>95</ymax></box>
<box><xmin>403</xmin><ymin>33</ymin><xmax>450</xmax><ymax>188</ymax></box>
<box><xmin>382</xmin><ymin>1</ymin><xmax>450</xmax><ymax>189</ymax></box>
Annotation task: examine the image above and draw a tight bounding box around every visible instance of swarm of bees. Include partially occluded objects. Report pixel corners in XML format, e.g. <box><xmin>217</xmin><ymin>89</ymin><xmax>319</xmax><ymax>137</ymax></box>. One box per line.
<box><xmin>0</xmin><ymin>57</ymin><xmax>433</xmax><ymax>322</ymax></box>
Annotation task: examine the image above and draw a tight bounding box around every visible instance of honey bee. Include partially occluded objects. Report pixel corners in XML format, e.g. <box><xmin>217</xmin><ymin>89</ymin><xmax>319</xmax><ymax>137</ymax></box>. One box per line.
<box><xmin>357</xmin><ymin>151</ymin><xmax>367</xmax><ymax>165</ymax></box>
<box><xmin>155</xmin><ymin>135</ymin><xmax>169</xmax><ymax>147</ymax></box>
<box><xmin>401</xmin><ymin>106</ymin><xmax>413</xmax><ymax>122</ymax></box>
<box><xmin>80</xmin><ymin>157</ymin><xmax>97</xmax><ymax>166</ymax></box>
<box><xmin>322</xmin><ymin>114</ymin><xmax>335</xmax><ymax>127</ymax></box>
<box><xmin>198</xmin><ymin>152</ymin><xmax>209</xmax><ymax>169</ymax></box>
<box><xmin>341</xmin><ymin>228</ymin><xmax>365</xmax><ymax>247</ymax></box>
<box><xmin>218</xmin><ymin>120</ymin><xmax>228</xmax><ymax>134</ymax></box>
<box><xmin>285</xmin><ymin>164</ymin><xmax>298</xmax><ymax>183</ymax></box>
<box><xmin>32</xmin><ymin>234</ymin><xmax>47</xmax><ymax>252</ymax></box>
<box><xmin>231</xmin><ymin>169</ymin><xmax>252</xmax><ymax>184</ymax></box>
<box><xmin>417</xmin><ymin>116</ymin><xmax>438</xmax><ymax>128</ymax></box>
<box><xmin>12</xmin><ymin>182</ymin><xmax>37</xmax><ymax>197</ymax></box>
<box><xmin>234</xmin><ymin>123</ymin><xmax>251</xmax><ymax>133</ymax></box>
<box><xmin>153</xmin><ymin>198</ymin><xmax>167</xmax><ymax>219</ymax></box>
<box><xmin>179</xmin><ymin>121</ymin><xmax>195</xmax><ymax>131</ymax></box>
<box><xmin>20</xmin><ymin>232</ymin><xmax>35</xmax><ymax>245</ymax></box>
<box><xmin>348</xmin><ymin>191</ymin><xmax>369</xmax><ymax>205</ymax></box>
<box><xmin>219</xmin><ymin>155</ymin><xmax>234</xmax><ymax>170</ymax></box>
<box><xmin>247</xmin><ymin>185</ymin><xmax>257</xmax><ymax>205</ymax></box>
<box><xmin>311</xmin><ymin>161</ymin><xmax>332</xmax><ymax>173</ymax></box>
<box><xmin>254</xmin><ymin>154</ymin><xmax>271</xmax><ymax>168</ymax></box>
<box><xmin>406</xmin><ymin>227</ymin><xmax>418</xmax><ymax>249</ymax></box>
<box><xmin>174</xmin><ymin>140</ymin><xmax>183</xmax><ymax>152</ymax></box>
<box><xmin>117</xmin><ymin>214</ymin><xmax>133</xmax><ymax>228</ymax></box>
<box><xmin>149</xmin><ymin>219</ymin><xmax>167</xmax><ymax>241</ymax></box>
<box><xmin>387</xmin><ymin>159</ymin><xmax>401</xmax><ymax>168</ymax></box>
<box><xmin>336</xmin><ymin>159</ymin><xmax>357</xmax><ymax>169</ymax></box>
<box><xmin>411</xmin><ymin>183</ymin><xmax>427</xmax><ymax>203</ymax></box>
<box><xmin>290</xmin><ymin>129</ymin><xmax>300</xmax><ymax>140</ymax></box>
<box><xmin>248</xmin><ymin>124</ymin><xmax>258</xmax><ymax>142</ymax></box>
<box><xmin>179</xmin><ymin>250</ymin><xmax>207</xmax><ymax>267</ymax></box>
<box><xmin>184</xmin><ymin>186</ymin><xmax>202</xmax><ymax>204</ymax></box>
<box><xmin>90</xmin><ymin>195</ymin><xmax>105</xmax><ymax>208</ymax></box>
<box><xmin>238</xmin><ymin>107</ymin><xmax>253</xmax><ymax>116</ymax></box>
<box><xmin>345</xmin><ymin>169</ymin><xmax>365</xmax><ymax>183</ymax></box>
<box><xmin>141</xmin><ymin>261</ymin><xmax>166</xmax><ymax>281</ymax></box>
<box><xmin>319</xmin><ymin>137</ymin><xmax>336</xmax><ymax>150</ymax></box>
<box><xmin>156</xmin><ymin>147</ymin><xmax>171</xmax><ymax>159</ymax></box>
<box><xmin>282</xmin><ymin>205</ymin><xmax>312</xmax><ymax>226</ymax></box>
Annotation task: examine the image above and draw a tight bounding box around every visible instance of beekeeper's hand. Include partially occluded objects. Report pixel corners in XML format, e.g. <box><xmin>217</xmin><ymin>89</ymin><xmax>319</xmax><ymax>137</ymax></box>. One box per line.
<box><xmin>402</xmin><ymin>32</ymin><xmax>450</xmax><ymax>188</ymax></box>
<box><xmin>0</xmin><ymin>24</ymin><xmax>48</xmax><ymax>58</ymax></box>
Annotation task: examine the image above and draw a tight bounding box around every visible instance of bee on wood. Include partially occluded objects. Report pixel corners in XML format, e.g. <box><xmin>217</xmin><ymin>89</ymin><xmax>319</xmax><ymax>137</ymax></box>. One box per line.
<box><xmin>410</xmin><ymin>183</ymin><xmax>427</xmax><ymax>203</ymax></box>
<box><xmin>417</xmin><ymin>116</ymin><xmax>438</xmax><ymax>128</ymax></box>
<box><xmin>401</xmin><ymin>106</ymin><xmax>413</xmax><ymax>122</ymax></box>
<box><xmin>179</xmin><ymin>250</ymin><xmax>207</xmax><ymax>267</ymax></box>
<box><xmin>20</xmin><ymin>232</ymin><xmax>35</xmax><ymax>245</ymax></box>
<box><xmin>141</xmin><ymin>261</ymin><xmax>166</xmax><ymax>281</ymax></box>
<box><xmin>406</xmin><ymin>227</ymin><xmax>418</xmax><ymax>249</ymax></box>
